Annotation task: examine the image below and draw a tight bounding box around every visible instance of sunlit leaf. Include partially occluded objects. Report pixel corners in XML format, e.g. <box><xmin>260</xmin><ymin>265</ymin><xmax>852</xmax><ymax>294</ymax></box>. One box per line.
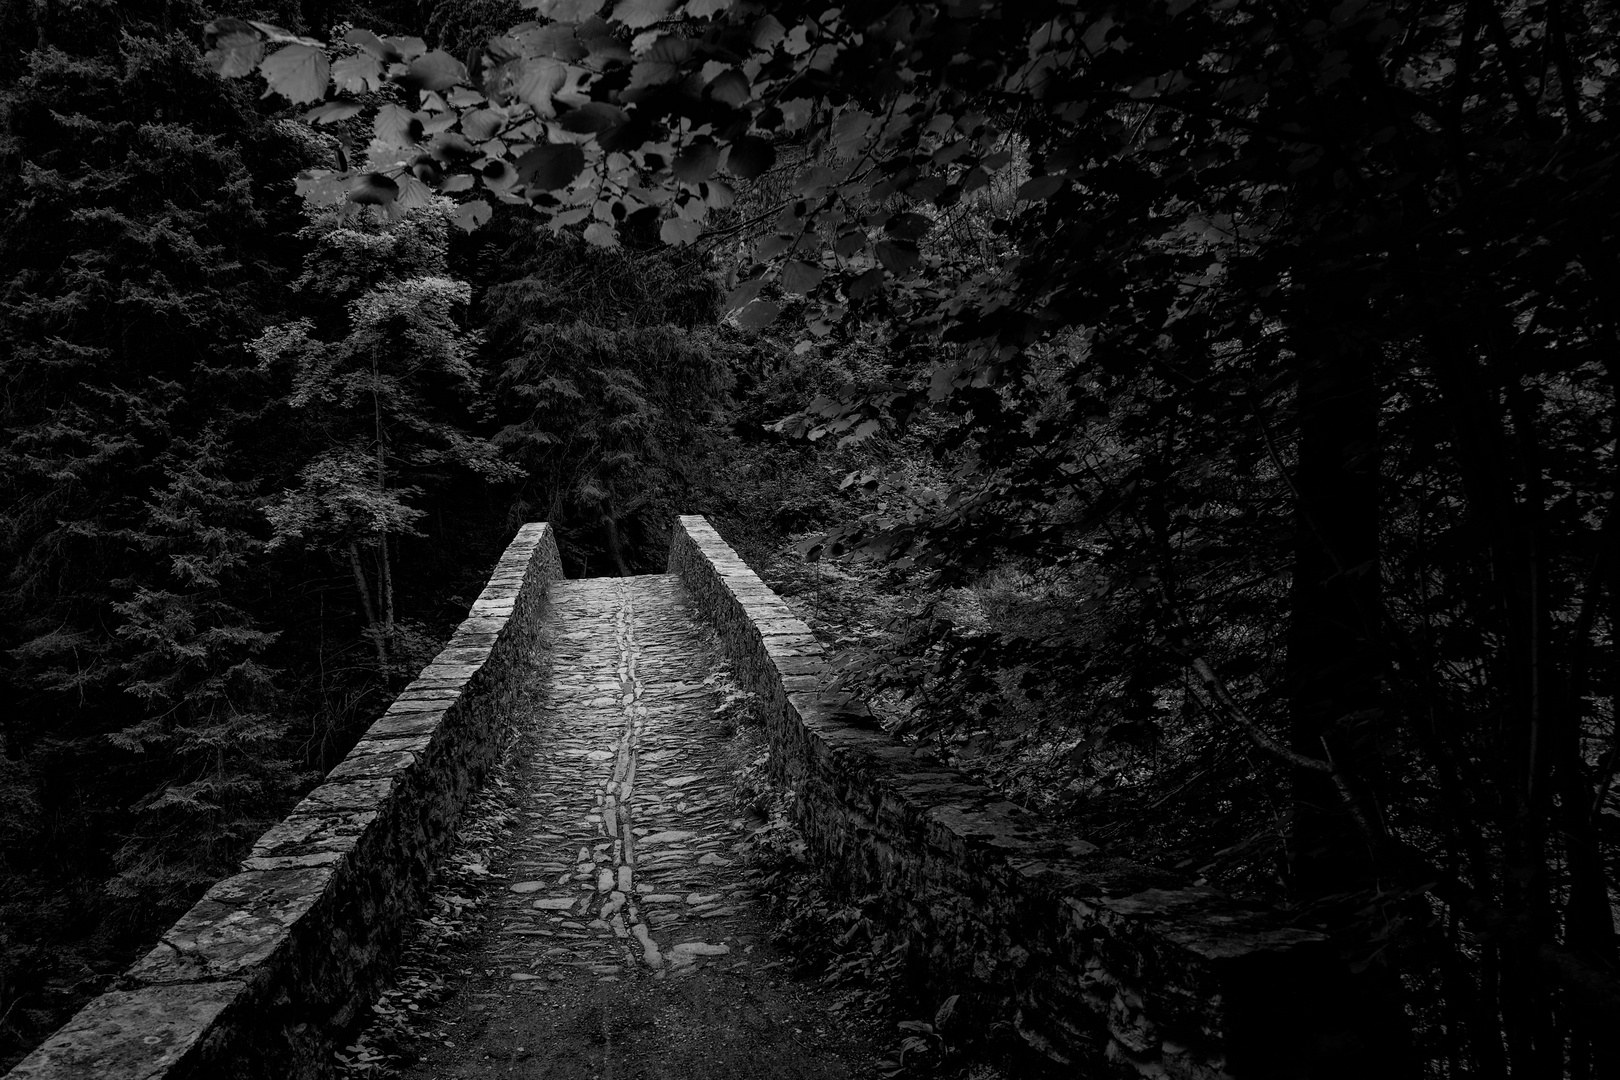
<box><xmin>260</xmin><ymin>43</ymin><xmax>331</xmax><ymax>105</ymax></box>
<box><xmin>461</xmin><ymin>108</ymin><xmax>506</xmax><ymax>142</ymax></box>
<box><xmin>343</xmin><ymin>28</ymin><xmax>400</xmax><ymax>61</ymax></box>
<box><xmin>374</xmin><ymin>105</ymin><xmax>425</xmax><ymax>149</ymax></box>
<box><xmin>393</xmin><ymin>174</ymin><xmax>435</xmax><ymax>213</ymax></box>
<box><xmin>510</xmin><ymin>57</ymin><xmax>568</xmax><ymax>115</ymax></box>
<box><xmin>403</xmin><ymin>50</ymin><xmax>469</xmax><ymax>93</ymax></box>
<box><xmin>686</xmin><ymin>0</ymin><xmax>735</xmax><ymax>16</ymax></box>
<box><xmin>660</xmin><ymin>217</ymin><xmax>702</xmax><ymax>246</ymax></box>
<box><xmin>583</xmin><ymin>221</ymin><xmax>619</xmax><ymax>247</ymax></box>
<box><xmin>611</xmin><ymin>0</ymin><xmax>677</xmax><ymax>30</ymax></box>
<box><xmin>333</xmin><ymin>53</ymin><xmax>384</xmax><ymax>93</ymax></box>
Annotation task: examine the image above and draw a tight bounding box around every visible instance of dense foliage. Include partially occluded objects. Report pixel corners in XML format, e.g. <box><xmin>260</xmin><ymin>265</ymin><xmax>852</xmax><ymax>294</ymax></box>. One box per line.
<box><xmin>209</xmin><ymin>1</ymin><xmax>1619</xmax><ymax>1075</ymax></box>
<box><xmin>2</xmin><ymin>1</ymin><xmax>1615</xmax><ymax>1076</ymax></box>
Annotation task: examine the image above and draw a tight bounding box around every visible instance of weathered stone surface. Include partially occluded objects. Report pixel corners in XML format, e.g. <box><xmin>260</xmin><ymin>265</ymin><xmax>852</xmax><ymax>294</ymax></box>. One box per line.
<box><xmin>3</xmin><ymin>983</ymin><xmax>248</xmax><ymax>1080</ymax></box>
<box><xmin>6</xmin><ymin>523</ymin><xmax>566</xmax><ymax>1080</ymax></box>
<box><xmin>668</xmin><ymin>514</ymin><xmax>1395</xmax><ymax>1079</ymax></box>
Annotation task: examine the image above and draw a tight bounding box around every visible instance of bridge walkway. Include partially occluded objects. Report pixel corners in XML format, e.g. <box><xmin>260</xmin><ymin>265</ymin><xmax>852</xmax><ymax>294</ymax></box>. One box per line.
<box><xmin>396</xmin><ymin>573</ymin><xmax>877</xmax><ymax>1079</ymax></box>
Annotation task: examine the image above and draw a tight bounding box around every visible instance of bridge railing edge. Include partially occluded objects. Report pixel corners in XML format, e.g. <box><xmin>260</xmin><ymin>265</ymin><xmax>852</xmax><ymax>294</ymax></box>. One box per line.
<box><xmin>667</xmin><ymin>514</ymin><xmax>1406</xmax><ymax>1080</ymax></box>
<box><xmin>6</xmin><ymin>522</ymin><xmax>565</xmax><ymax>1080</ymax></box>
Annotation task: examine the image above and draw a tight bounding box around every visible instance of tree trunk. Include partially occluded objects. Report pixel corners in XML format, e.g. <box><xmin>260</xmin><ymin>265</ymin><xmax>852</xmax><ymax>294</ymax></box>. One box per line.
<box><xmin>1284</xmin><ymin>336</ymin><xmax>1386</xmax><ymax>902</ymax></box>
<box><xmin>347</xmin><ymin>540</ymin><xmax>389</xmax><ymax>673</ymax></box>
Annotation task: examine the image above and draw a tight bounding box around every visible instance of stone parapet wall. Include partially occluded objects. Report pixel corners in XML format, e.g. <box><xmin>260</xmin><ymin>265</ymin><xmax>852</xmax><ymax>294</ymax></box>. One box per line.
<box><xmin>668</xmin><ymin>515</ymin><xmax>1396</xmax><ymax>1080</ymax></box>
<box><xmin>8</xmin><ymin>524</ymin><xmax>564</xmax><ymax>1080</ymax></box>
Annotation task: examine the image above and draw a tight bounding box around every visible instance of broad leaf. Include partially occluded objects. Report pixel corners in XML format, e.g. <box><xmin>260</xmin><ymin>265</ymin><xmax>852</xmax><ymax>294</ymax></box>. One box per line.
<box><xmin>725</xmin><ymin>277</ymin><xmax>765</xmax><ymax>311</ymax></box>
<box><xmin>343</xmin><ymin>28</ymin><xmax>400</xmax><ymax>62</ymax></box>
<box><xmin>203</xmin><ymin>21</ymin><xmax>265</xmax><ymax>78</ymax></box>
<box><xmin>736</xmin><ymin>299</ymin><xmax>782</xmax><ymax>330</ymax></box>
<box><xmin>392</xmin><ymin>174</ymin><xmax>435</xmax><ymax>213</ymax></box>
<box><xmin>461</xmin><ymin>108</ymin><xmax>506</xmax><ymax>142</ymax></box>
<box><xmin>333</xmin><ymin>53</ymin><xmax>384</xmax><ymax>93</ymax></box>
<box><xmin>687</xmin><ymin>0</ymin><xmax>735</xmax><ymax>16</ymax></box>
<box><xmin>511</xmin><ymin>57</ymin><xmax>568</xmax><ymax>116</ymax></box>
<box><xmin>660</xmin><ymin>218</ymin><xmax>702</xmax><ymax>246</ymax></box>
<box><xmin>611</xmin><ymin>0</ymin><xmax>677</xmax><ymax>29</ymax></box>
<box><xmin>516</xmin><ymin>143</ymin><xmax>586</xmax><ymax>190</ymax></box>
<box><xmin>260</xmin><ymin>43</ymin><xmax>330</xmax><ymax>105</ymax></box>
<box><xmin>582</xmin><ymin>221</ymin><xmax>619</xmax><ymax>247</ymax></box>
<box><xmin>672</xmin><ymin>139</ymin><xmax>720</xmax><ymax>183</ymax></box>
<box><xmin>374</xmin><ymin>105</ymin><xmax>425</xmax><ymax>149</ymax></box>
<box><xmin>781</xmin><ymin>260</ymin><xmax>825</xmax><ymax>294</ymax></box>
<box><xmin>404</xmin><ymin>50</ymin><xmax>469</xmax><ymax>93</ymax></box>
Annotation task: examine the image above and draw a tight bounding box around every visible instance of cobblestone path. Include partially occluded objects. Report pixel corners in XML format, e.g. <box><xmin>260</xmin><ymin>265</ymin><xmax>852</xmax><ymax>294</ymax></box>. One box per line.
<box><xmin>400</xmin><ymin>575</ymin><xmax>878</xmax><ymax>1079</ymax></box>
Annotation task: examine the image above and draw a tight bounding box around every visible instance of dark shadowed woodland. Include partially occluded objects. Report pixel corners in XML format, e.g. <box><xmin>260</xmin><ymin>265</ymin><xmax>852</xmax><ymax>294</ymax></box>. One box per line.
<box><xmin>2</xmin><ymin>1</ymin><xmax>1618</xmax><ymax>1076</ymax></box>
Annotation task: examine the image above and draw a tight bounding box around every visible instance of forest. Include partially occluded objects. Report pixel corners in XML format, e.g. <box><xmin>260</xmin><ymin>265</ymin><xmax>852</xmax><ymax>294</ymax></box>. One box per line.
<box><xmin>1</xmin><ymin>1</ymin><xmax>1616</xmax><ymax>1077</ymax></box>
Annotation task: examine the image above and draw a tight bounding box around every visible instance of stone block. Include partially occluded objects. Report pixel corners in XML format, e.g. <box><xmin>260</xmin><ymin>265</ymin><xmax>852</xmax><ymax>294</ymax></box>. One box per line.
<box><xmin>5</xmin><ymin>983</ymin><xmax>249</xmax><ymax>1080</ymax></box>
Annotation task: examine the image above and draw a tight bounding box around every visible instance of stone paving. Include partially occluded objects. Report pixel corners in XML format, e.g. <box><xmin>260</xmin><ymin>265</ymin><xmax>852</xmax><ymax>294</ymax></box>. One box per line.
<box><xmin>398</xmin><ymin>574</ymin><xmax>877</xmax><ymax>1079</ymax></box>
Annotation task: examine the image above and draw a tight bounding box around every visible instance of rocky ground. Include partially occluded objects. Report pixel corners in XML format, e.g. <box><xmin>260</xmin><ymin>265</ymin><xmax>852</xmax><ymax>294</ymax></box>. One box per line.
<box><xmin>337</xmin><ymin>574</ymin><xmax>890</xmax><ymax>1080</ymax></box>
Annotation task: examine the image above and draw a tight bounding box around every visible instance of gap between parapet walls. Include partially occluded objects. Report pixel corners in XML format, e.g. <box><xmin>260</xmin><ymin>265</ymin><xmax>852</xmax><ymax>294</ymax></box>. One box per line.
<box><xmin>665</xmin><ymin>513</ymin><xmax>1413</xmax><ymax>1080</ymax></box>
<box><xmin>5</xmin><ymin>523</ymin><xmax>565</xmax><ymax>1080</ymax></box>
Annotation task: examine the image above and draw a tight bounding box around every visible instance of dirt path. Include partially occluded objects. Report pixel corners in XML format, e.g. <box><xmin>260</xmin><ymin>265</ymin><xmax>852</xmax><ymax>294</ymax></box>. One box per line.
<box><xmin>397</xmin><ymin>575</ymin><xmax>882</xmax><ymax>1080</ymax></box>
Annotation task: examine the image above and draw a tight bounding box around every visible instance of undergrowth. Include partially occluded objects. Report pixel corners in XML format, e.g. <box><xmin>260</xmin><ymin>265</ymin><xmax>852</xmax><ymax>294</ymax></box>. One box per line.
<box><xmin>715</xmin><ymin>664</ymin><xmax>1011</xmax><ymax>1080</ymax></box>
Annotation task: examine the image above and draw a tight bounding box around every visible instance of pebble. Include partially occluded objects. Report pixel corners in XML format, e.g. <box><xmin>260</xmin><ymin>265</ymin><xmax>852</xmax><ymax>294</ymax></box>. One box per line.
<box><xmin>509</xmin><ymin>881</ymin><xmax>547</xmax><ymax>893</ymax></box>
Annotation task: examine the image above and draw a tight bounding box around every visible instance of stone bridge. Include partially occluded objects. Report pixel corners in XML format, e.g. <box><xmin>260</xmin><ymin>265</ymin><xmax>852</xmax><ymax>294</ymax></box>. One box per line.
<box><xmin>6</xmin><ymin>518</ymin><xmax>1397</xmax><ymax>1080</ymax></box>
